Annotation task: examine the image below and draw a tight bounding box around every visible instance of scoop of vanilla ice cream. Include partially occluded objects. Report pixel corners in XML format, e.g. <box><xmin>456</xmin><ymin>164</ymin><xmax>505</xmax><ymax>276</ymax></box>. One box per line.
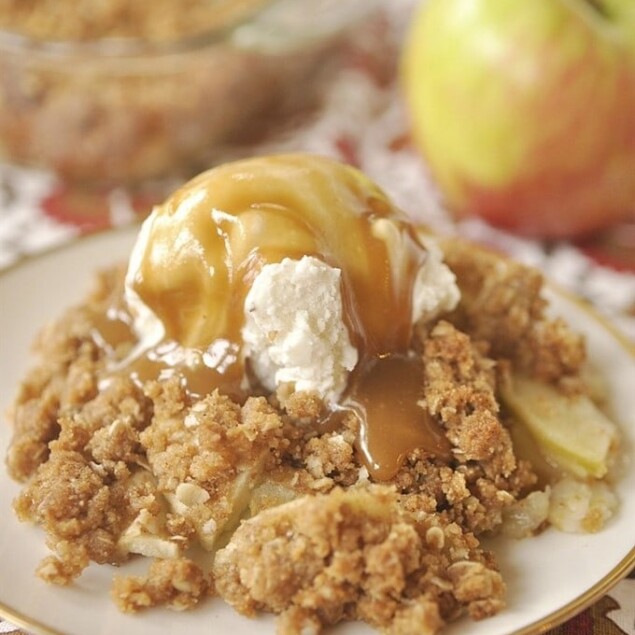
<box><xmin>371</xmin><ymin>218</ymin><xmax>460</xmax><ymax>325</ymax></box>
<box><xmin>243</xmin><ymin>256</ymin><xmax>358</xmax><ymax>402</ymax></box>
<box><xmin>120</xmin><ymin>154</ymin><xmax>461</xmax><ymax>405</ymax></box>
<box><xmin>124</xmin><ymin>212</ymin><xmax>166</xmax><ymax>351</ymax></box>
<box><xmin>411</xmin><ymin>238</ymin><xmax>460</xmax><ymax>323</ymax></box>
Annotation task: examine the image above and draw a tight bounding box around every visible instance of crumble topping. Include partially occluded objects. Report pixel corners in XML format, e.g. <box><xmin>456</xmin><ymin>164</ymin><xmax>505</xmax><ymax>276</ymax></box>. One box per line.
<box><xmin>113</xmin><ymin>557</ymin><xmax>210</xmax><ymax>613</ymax></box>
<box><xmin>441</xmin><ymin>238</ymin><xmax>585</xmax><ymax>383</ymax></box>
<box><xmin>213</xmin><ymin>486</ymin><xmax>504</xmax><ymax>635</ymax></box>
<box><xmin>4</xmin><ymin>237</ymin><xmax>616</xmax><ymax>634</ymax></box>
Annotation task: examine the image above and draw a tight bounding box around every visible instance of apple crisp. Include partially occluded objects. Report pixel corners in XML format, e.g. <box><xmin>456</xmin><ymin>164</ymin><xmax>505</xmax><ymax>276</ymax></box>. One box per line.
<box><xmin>5</xmin><ymin>238</ymin><xmax>619</xmax><ymax>635</ymax></box>
<box><xmin>0</xmin><ymin>0</ymin><xmax>270</xmax><ymax>42</ymax></box>
<box><xmin>0</xmin><ymin>4</ymin><xmax>381</xmax><ymax>184</ymax></box>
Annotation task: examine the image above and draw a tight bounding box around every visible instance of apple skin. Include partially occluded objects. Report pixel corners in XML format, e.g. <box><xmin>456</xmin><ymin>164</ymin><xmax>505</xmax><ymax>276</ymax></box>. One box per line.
<box><xmin>401</xmin><ymin>0</ymin><xmax>635</xmax><ymax>238</ymax></box>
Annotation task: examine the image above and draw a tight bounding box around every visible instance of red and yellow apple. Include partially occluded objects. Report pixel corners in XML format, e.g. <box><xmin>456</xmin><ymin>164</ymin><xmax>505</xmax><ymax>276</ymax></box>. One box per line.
<box><xmin>401</xmin><ymin>0</ymin><xmax>635</xmax><ymax>238</ymax></box>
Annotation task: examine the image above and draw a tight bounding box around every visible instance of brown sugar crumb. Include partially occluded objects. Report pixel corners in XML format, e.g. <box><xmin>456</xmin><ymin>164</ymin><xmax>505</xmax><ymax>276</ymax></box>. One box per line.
<box><xmin>139</xmin><ymin>384</ymin><xmax>288</xmax><ymax>551</ymax></box>
<box><xmin>13</xmin><ymin>446</ymin><xmax>164</xmax><ymax>577</ymax></box>
<box><xmin>423</xmin><ymin>321</ymin><xmax>511</xmax><ymax>471</ymax></box>
<box><xmin>411</xmin><ymin>320</ymin><xmax>537</xmax><ymax>535</ymax></box>
<box><xmin>442</xmin><ymin>238</ymin><xmax>585</xmax><ymax>382</ymax></box>
<box><xmin>11</xmin><ymin>366</ymin><xmax>165</xmax><ymax>578</ymax></box>
<box><xmin>280</xmin><ymin>389</ymin><xmax>325</xmax><ymax>422</ymax></box>
<box><xmin>5</xmin><ymin>325</ymin><xmax>104</xmax><ymax>481</ymax></box>
<box><xmin>5</xmin><ymin>267</ymin><xmax>130</xmax><ymax>482</ymax></box>
<box><xmin>213</xmin><ymin>486</ymin><xmax>505</xmax><ymax>635</ymax></box>
<box><xmin>112</xmin><ymin>558</ymin><xmax>209</xmax><ymax>613</ymax></box>
<box><xmin>301</xmin><ymin>426</ymin><xmax>359</xmax><ymax>488</ymax></box>
<box><xmin>37</xmin><ymin>542</ymin><xmax>90</xmax><ymax>585</ymax></box>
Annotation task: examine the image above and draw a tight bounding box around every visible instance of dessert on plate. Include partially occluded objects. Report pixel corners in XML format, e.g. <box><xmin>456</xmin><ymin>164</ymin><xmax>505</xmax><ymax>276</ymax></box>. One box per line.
<box><xmin>4</xmin><ymin>154</ymin><xmax>621</xmax><ymax>634</ymax></box>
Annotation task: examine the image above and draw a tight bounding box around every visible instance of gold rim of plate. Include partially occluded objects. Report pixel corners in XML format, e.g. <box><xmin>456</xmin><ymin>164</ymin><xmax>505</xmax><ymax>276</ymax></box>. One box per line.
<box><xmin>1</xmin><ymin>225</ymin><xmax>634</xmax><ymax>635</ymax></box>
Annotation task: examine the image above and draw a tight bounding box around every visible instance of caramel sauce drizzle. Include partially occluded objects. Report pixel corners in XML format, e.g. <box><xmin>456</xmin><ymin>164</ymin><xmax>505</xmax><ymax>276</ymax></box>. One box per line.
<box><xmin>346</xmin><ymin>355</ymin><xmax>451</xmax><ymax>481</ymax></box>
<box><xmin>91</xmin><ymin>308</ymin><xmax>245</xmax><ymax>401</ymax></box>
<box><xmin>97</xmin><ymin>155</ymin><xmax>450</xmax><ymax>481</ymax></box>
<box><xmin>89</xmin><ymin>306</ymin><xmax>134</xmax><ymax>354</ymax></box>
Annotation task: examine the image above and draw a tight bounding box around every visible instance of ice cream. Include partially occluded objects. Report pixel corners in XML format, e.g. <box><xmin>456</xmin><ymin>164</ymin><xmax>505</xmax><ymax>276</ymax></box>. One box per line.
<box><xmin>122</xmin><ymin>154</ymin><xmax>460</xmax><ymax>478</ymax></box>
<box><xmin>242</xmin><ymin>255</ymin><xmax>358</xmax><ymax>402</ymax></box>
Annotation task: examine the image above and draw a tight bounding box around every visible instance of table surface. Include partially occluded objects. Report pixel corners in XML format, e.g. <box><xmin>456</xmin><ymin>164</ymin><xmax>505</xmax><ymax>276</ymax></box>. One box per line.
<box><xmin>1</xmin><ymin>2</ymin><xmax>634</xmax><ymax>634</ymax></box>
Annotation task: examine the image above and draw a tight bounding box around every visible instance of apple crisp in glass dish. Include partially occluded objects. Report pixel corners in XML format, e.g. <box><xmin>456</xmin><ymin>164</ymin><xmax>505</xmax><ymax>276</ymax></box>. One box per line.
<box><xmin>4</xmin><ymin>155</ymin><xmax>621</xmax><ymax>635</ymax></box>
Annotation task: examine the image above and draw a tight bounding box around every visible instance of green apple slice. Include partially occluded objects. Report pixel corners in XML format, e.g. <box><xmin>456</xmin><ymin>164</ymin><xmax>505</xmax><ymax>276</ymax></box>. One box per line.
<box><xmin>501</xmin><ymin>375</ymin><xmax>618</xmax><ymax>478</ymax></box>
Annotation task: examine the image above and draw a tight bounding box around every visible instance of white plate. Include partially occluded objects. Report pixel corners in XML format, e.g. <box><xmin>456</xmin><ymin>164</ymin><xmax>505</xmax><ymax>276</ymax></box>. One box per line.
<box><xmin>1</xmin><ymin>227</ymin><xmax>634</xmax><ymax>635</ymax></box>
